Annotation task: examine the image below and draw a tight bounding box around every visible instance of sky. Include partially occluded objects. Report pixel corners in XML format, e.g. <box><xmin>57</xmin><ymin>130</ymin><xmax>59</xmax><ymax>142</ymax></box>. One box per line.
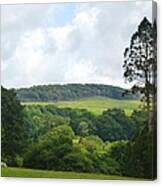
<box><xmin>1</xmin><ymin>1</ymin><xmax>153</xmax><ymax>89</ymax></box>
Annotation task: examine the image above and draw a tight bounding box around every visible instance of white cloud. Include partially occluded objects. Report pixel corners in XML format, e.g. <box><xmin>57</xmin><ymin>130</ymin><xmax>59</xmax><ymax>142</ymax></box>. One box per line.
<box><xmin>65</xmin><ymin>59</ymin><xmax>97</xmax><ymax>83</ymax></box>
<box><xmin>1</xmin><ymin>1</ymin><xmax>153</xmax><ymax>88</ymax></box>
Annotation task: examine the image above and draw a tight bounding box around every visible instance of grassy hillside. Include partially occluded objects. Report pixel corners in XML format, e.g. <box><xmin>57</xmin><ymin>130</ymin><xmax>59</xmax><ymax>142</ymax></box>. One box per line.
<box><xmin>23</xmin><ymin>96</ymin><xmax>140</xmax><ymax>115</ymax></box>
<box><xmin>1</xmin><ymin>167</ymin><xmax>142</xmax><ymax>180</ymax></box>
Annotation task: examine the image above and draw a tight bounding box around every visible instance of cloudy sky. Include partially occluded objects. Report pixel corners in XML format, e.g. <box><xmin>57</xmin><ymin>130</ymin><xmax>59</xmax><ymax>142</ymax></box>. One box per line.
<box><xmin>1</xmin><ymin>1</ymin><xmax>152</xmax><ymax>89</ymax></box>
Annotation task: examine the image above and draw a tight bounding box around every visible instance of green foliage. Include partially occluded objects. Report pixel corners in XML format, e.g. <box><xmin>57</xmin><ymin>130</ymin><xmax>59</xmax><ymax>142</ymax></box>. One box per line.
<box><xmin>123</xmin><ymin>17</ymin><xmax>155</xmax><ymax>97</ymax></box>
<box><xmin>24</xmin><ymin>125</ymin><xmax>74</xmax><ymax>170</ymax></box>
<box><xmin>15</xmin><ymin>155</ymin><xmax>24</xmax><ymax>168</ymax></box>
<box><xmin>122</xmin><ymin>17</ymin><xmax>156</xmax><ymax>179</ymax></box>
<box><xmin>106</xmin><ymin>110</ymin><xmax>155</xmax><ymax>179</ymax></box>
<box><xmin>80</xmin><ymin>136</ymin><xmax>104</xmax><ymax>153</ymax></box>
<box><xmin>123</xmin><ymin>17</ymin><xmax>157</xmax><ymax>131</ymax></box>
<box><xmin>125</xmin><ymin>128</ymin><xmax>155</xmax><ymax>179</ymax></box>
<box><xmin>77</xmin><ymin>121</ymin><xmax>89</xmax><ymax>137</ymax></box>
<box><xmin>95</xmin><ymin>109</ymin><xmax>138</xmax><ymax>141</ymax></box>
<box><xmin>23</xmin><ymin>105</ymin><xmax>97</xmax><ymax>140</ymax></box>
<box><xmin>23</xmin><ymin>105</ymin><xmax>70</xmax><ymax>142</ymax></box>
<box><xmin>63</xmin><ymin>150</ymin><xmax>94</xmax><ymax>172</ymax></box>
<box><xmin>1</xmin><ymin>84</ymin><xmax>153</xmax><ymax>178</ymax></box>
<box><xmin>1</xmin><ymin>86</ymin><xmax>29</xmax><ymax>166</ymax></box>
<box><xmin>17</xmin><ymin>84</ymin><xmax>138</xmax><ymax>102</ymax></box>
<box><xmin>107</xmin><ymin>140</ymin><xmax>129</xmax><ymax>175</ymax></box>
<box><xmin>97</xmin><ymin>154</ymin><xmax>120</xmax><ymax>175</ymax></box>
<box><xmin>24</xmin><ymin>105</ymin><xmax>140</xmax><ymax>142</ymax></box>
<box><xmin>23</xmin><ymin>121</ymin><xmax>120</xmax><ymax>174</ymax></box>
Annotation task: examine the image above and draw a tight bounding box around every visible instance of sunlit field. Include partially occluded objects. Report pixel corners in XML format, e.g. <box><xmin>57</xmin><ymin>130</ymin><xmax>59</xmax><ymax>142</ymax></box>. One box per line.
<box><xmin>1</xmin><ymin>167</ymin><xmax>144</xmax><ymax>180</ymax></box>
<box><xmin>22</xmin><ymin>96</ymin><xmax>140</xmax><ymax>116</ymax></box>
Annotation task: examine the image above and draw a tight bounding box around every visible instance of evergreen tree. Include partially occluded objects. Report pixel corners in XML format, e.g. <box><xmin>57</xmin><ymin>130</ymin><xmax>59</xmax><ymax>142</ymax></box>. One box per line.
<box><xmin>123</xmin><ymin>17</ymin><xmax>157</xmax><ymax>130</ymax></box>
<box><xmin>123</xmin><ymin>17</ymin><xmax>157</xmax><ymax>179</ymax></box>
<box><xmin>1</xmin><ymin>86</ymin><xmax>28</xmax><ymax>166</ymax></box>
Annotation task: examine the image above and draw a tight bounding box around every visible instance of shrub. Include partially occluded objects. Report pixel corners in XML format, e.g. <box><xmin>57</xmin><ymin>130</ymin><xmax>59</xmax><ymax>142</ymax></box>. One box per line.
<box><xmin>15</xmin><ymin>155</ymin><xmax>24</xmax><ymax>167</ymax></box>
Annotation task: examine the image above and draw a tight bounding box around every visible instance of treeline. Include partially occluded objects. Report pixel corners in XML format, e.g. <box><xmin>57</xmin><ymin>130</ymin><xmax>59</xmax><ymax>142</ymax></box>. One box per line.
<box><xmin>16</xmin><ymin>84</ymin><xmax>138</xmax><ymax>102</ymax></box>
<box><xmin>2</xmin><ymin>87</ymin><xmax>154</xmax><ymax>178</ymax></box>
<box><xmin>24</xmin><ymin>105</ymin><xmax>143</xmax><ymax>143</ymax></box>
<box><xmin>25</xmin><ymin>105</ymin><xmax>144</xmax><ymax>141</ymax></box>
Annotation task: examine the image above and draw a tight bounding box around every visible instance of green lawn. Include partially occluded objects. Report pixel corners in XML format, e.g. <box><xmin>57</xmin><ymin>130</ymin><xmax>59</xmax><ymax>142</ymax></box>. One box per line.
<box><xmin>22</xmin><ymin>96</ymin><xmax>140</xmax><ymax>115</ymax></box>
<box><xmin>1</xmin><ymin>167</ymin><xmax>142</xmax><ymax>180</ymax></box>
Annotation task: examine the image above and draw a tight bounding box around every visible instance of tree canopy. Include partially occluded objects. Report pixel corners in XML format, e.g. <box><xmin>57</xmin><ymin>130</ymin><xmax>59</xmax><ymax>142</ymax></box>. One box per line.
<box><xmin>123</xmin><ymin>17</ymin><xmax>157</xmax><ymax>130</ymax></box>
<box><xmin>1</xmin><ymin>86</ymin><xmax>29</xmax><ymax>166</ymax></box>
<box><xmin>16</xmin><ymin>83</ymin><xmax>138</xmax><ymax>102</ymax></box>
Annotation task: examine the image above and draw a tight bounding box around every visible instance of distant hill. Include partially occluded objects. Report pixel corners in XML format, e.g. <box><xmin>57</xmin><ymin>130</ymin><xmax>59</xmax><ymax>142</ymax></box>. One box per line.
<box><xmin>16</xmin><ymin>84</ymin><xmax>138</xmax><ymax>102</ymax></box>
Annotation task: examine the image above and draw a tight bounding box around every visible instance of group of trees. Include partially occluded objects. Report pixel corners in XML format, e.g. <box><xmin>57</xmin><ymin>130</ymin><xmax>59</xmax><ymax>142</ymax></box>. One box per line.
<box><xmin>1</xmin><ymin>87</ymin><xmax>29</xmax><ymax>166</ymax></box>
<box><xmin>24</xmin><ymin>125</ymin><xmax>120</xmax><ymax>175</ymax></box>
<box><xmin>16</xmin><ymin>84</ymin><xmax>137</xmax><ymax>102</ymax></box>
<box><xmin>24</xmin><ymin>105</ymin><xmax>143</xmax><ymax>143</ymax></box>
<box><xmin>1</xmin><ymin>86</ymin><xmax>149</xmax><ymax>177</ymax></box>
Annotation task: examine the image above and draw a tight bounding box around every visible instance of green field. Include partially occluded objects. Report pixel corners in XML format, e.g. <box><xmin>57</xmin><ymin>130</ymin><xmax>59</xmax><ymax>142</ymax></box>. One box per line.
<box><xmin>22</xmin><ymin>96</ymin><xmax>140</xmax><ymax>115</ymax></box>
<box><xmin>1</xmin><ymin>167</ymin><xmax>143</xmax><ymax>180</ymax></box>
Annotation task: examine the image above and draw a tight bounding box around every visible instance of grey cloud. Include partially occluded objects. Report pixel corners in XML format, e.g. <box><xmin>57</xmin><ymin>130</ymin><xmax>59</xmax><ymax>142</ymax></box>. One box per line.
<box><xmin>1</xmin><ymin>4</ymin><xmax>51</xmax><ymax>60</ymax></box>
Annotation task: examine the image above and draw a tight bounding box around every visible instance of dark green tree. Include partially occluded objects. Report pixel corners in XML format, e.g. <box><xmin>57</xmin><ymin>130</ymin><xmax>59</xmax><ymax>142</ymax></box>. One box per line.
<box><xmin>24</xmin><ymin>125</ymin><xmax>74</xmax><ymax>170</ymax></box>
<box><xmin>123</xmin><ymin>17</ymin><xmax>157</xmax><ymax>179</ymax></box>
<box><xmin>123</xmin><ymin>17</ymin><xmax>157</xmax><ymax>130</ymax></box>
<box><xmin>125</xmin><ymin>128</ymin><xmax>154</xmax><ymax>179</ymax></box>
<box><xmin>1</xmin><ymin>86</ymin><xmax>28</xmax><ymax>166</ymax></box>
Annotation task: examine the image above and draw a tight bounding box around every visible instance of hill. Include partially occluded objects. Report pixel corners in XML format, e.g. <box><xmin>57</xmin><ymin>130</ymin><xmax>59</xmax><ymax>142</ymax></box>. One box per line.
<box><xmin>16</xmin><ymin>83</ymin><xmax>137</xmax><ymax>102</ymax></box>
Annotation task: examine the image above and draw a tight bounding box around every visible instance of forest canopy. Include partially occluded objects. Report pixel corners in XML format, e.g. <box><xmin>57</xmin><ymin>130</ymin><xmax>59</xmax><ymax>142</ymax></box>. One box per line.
<box><xmin>16</xmin><ymin>84</ymin><xmax>138</xmax><ymax>102</ymax></box>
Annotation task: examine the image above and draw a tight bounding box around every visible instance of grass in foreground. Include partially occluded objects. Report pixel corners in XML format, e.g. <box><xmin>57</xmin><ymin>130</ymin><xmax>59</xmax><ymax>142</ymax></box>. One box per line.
<box><xmin>22</xmin><ymin>96</ymin><xmax>140</xmax><ymax>116</ymax></box>
<box><xmin>1</xmin><ymin>167</ymin><xmax>143</xmax><ymax>180</ymax></box>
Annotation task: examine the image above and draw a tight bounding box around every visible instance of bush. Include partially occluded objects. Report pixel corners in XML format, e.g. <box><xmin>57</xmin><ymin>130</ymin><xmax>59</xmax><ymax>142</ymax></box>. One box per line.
<box><xmin>125</xmin><ymin>128</ymin><xmax>155</xmax><ymax>179</ymax></box>
<box><xmin>63</xmin><ymin>151</ymin><xmax>94</xmax><ymax>172</ymax></box>
<box><xmin>107</xmin><ymin>140</ymin><xmax>129</xmax><ymax>175</ymax></box>
<box><xmin>24</xmin><ymin>125</ymin><xmax>74</xmax><ymax>170</ymax></box>
<box><xmin>15</xmin><ymin>155</ymin><xmax>24</xmax><ymax>167</ymax></box>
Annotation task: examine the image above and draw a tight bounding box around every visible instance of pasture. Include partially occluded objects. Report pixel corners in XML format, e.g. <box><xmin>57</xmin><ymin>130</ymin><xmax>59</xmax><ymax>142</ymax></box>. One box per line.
<box><xmin>22</xmin><ymin>96</ymin><xmax>140</xmax><ymax>115</ymax></box>
<box><xmin>1</xmin><ymin>167</ymin><xmax>142</xmax><ymax>180</ymax></box>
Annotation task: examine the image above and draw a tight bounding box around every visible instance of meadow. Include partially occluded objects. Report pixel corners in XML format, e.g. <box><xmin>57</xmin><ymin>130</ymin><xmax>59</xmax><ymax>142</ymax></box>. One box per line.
<box><xmin>1</xmin><ymin>167</ymin><xmax>143</xmax><ymax>180</ymax></box>
<box><xmin>22</xmin><ymin>96</ymin><xmax>140</xmax><ymax>116</ymax></box>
